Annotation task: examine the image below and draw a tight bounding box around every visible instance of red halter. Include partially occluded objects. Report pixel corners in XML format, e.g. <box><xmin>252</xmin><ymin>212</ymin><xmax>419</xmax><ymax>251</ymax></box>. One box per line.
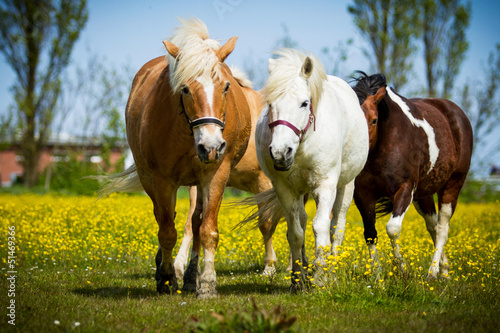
<box><xmin>268</xmin><ymin>101</ymin><xmax>316</xmax><ymax>143</ymax></box>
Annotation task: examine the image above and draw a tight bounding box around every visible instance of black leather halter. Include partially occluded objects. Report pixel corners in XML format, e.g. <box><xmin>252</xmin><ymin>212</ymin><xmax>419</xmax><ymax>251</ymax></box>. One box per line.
<box><xmin>179</xmin><ymin>95</ymin><xmax>226</xmax><ymax>135</ymax></box>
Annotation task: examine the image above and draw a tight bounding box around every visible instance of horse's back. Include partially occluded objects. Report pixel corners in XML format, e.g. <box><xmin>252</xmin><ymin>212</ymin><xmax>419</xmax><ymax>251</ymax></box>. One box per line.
<box><xmin>126</xmin><ymin>56</ymin><xmax>168</xmax><ymax>142</ymax></box>
<box><xmin>227</xmin><ymin>86</ymin><xmax>270</xmax><ymax>193</ymax></box>
<box><xmin>412</xmin><ymin>98</ymin><xmax>473</xmax><ymax>174</ymax></box>
<box><xmin>324</xmin><ymin>75</ymin><xmax>369</xmax><ymax>185</ymax></box>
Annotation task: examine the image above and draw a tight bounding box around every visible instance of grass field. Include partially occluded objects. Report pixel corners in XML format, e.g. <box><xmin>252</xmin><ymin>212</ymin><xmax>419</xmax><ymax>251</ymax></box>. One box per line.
<box><xmin>1</xmin><ymin>193</ymin><xmax>499</xmax><ymax>332</ymax></box>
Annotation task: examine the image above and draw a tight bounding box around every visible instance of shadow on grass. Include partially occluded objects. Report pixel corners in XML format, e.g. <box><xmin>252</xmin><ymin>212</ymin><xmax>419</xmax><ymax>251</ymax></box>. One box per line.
<box><xmin>217</xmin><ymin>282</ymin><xmax>290</xmax><ymax>295</ymax></box>
<box><xmin>73</xmin><ymin>280</ymin><xmax>290</xmax><ymax>299</ymax></box>
<box><xmin>122</xmin><ymin>272</ymin><xmax>155</xmax><ymax>280</ymax></box>
<box><xmin>73</xmin><ymin>286</ymin><xmax>157</xmax><ymax>299</ymax></box>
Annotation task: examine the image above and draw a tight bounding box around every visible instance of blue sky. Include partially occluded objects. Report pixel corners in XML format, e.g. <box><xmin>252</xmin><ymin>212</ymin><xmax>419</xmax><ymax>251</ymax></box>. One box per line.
<box><xmin>1</xmin><ymin>0</ymin><xmax>499</xmax><ymax>118</ymax></box>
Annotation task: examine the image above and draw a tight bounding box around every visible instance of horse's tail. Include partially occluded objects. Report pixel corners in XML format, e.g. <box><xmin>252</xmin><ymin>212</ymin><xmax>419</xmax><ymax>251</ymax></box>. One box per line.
<box><xmin>232</xmin><ymin>188</ymin><xmax>285</xmax><ymax>242</ymax></box>
<box><xmin>375</xmin><ymin>197</ymin><xmax>393</xmax><ymax>218</ymax></box>
<box><xmin>94</xmin><ymin>164</ymin><xmax>143</xmax><ymax>198</ymax></box>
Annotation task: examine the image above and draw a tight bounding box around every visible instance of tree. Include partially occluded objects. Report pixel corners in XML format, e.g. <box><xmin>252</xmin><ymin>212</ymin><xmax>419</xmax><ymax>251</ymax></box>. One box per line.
<box><xmin>321</xmin><ymin>39</ymin><xmax>353</xmax><ymax>78</ymax></box>
<box><xmin>348</xmin><ymin>0</ymin><xmax>420</xmax><ymax>90</ymax></box>
<box><xmin>0</xmin><ymin>0</ymin><xmax>88</xmax><ymax>187</ymax></box>
<box><xmin>422</xmin><ymin>0</ymin><xmax>470</xmax><ymax>98</ymax></box>
<box><xmin>460</xmin><ymin>44</ymin><xmax>500</xmax><ymax>174</ymax></box>
<box><xmin>42</xmin><ymin>51</ymin><xmax>131</xmax><ymax>192</ymax></box>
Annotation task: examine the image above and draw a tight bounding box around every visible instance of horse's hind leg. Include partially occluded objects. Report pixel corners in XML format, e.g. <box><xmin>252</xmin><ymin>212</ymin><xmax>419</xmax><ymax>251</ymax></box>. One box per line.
<box><xmin>427</xmin><ymin>175</ymin><xmax>466</xmax><ymax>281</ymax></box>
<box><xmin>354</xmin><ymin>187</ymin><xmax>381</xmax><ymax>275</ymax></box>
<box><xmin>183</xmin><ymin>187</ymin><xmax>203</xmax><ymax>292</ymax></box>
<box><xmin>258</xmin><ymin>211</ymin><xmax>278</xmax><ymax>276</ymax></box>
<box><xmin>174</xmin><ymin>186</ymin><xmax>197</xmax><ymax>280</ymax></box>
<box><xmin>330</xmin><ymin>180</ymin><xmax>355</xmax><ymax>252</ymax></box>
<box><xmin>414</xmin><ymin>196</ymin><xmax>450</xmax><ymax>278</ymax></box>
<box><xmin>151</xmin><ymin>182</ymin><xmax>178</xmax><ymax>294</ymax></box>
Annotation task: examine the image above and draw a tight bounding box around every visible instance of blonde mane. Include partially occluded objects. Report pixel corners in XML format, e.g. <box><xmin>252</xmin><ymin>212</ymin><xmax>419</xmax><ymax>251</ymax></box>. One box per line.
<box><xmin>230</xmin><ymin>65</ymin><xmax>253</xmax><ymax>89</ymax></box>
<box><xmin>167</xmin><ymin>18</ymin><xmax>223</xmax><ymax>92</ymax></box>
<box><xmin>263</xmin><ymin>49</ymin><xmax>326</xmax><ymax>110</ymax></box>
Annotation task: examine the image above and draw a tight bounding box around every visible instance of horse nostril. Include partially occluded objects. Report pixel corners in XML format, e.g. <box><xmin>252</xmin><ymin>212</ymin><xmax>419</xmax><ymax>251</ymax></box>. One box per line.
<box><xmin>197</xmin><ymin>144</ymin><xmax>207</xmax><ymax>154</ymax></box>
<box><xmin>218</xmin><ymin>141</ymin><xmax>226</xmax><ymax>154</ymax></box>
<box><xmin>269</xmin><ymin>146</ymin><xmax>274</xmax><ymax>160</ymax></box>
<box><xmin>285</xmin><ymin>147</ymin><xmax>293</xmax><ymax>159</ymax></box>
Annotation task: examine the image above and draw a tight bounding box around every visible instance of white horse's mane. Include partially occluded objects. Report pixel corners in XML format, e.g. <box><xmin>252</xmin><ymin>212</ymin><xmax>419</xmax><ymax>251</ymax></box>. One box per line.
<box><xmin>263</xmin><ymin>49</ymin><xmax>326</xmax><ymax>109</ymax></box>
<box><xmin>167</xmin><ymin>17</ymin><xmax>223</xmax><ymax>92</ymax></box>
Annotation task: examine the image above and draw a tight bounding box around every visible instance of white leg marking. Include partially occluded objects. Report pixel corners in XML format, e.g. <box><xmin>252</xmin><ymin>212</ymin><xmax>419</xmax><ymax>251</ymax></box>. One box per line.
<box><xmin>387</xmin><ymin>88</ymin><xmax>439</xmax><ymax>173</ymax></box>
<box><xmin>386</xmin><ymin>201</ymin><xmax>411</xmax><ymax>271</ymax></box>
<box><xmin>428</xmin><ymin>203</ymin><xmax>452</xmax><ymax>280</ymax></box>
<box><xmin>262</xmin><ymin>238</ymin><xmax>277</xmax><ymax>276</ymax></box>
<box><xmin>414</xmin><ymin>202</ymin><xmax>451</xmax><ymax>276</ymax></box>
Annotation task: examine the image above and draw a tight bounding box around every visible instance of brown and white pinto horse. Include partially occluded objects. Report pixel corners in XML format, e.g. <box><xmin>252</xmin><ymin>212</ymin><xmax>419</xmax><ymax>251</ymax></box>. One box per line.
<box><xmin>352</xmin><ymin>72</ymin><xmax>473</xmax><ymax>280</ymax></box>
<box><xmin>111</xmin><ymin>18</ymin><xmax>256</xmax><ymax>299</ymax></box>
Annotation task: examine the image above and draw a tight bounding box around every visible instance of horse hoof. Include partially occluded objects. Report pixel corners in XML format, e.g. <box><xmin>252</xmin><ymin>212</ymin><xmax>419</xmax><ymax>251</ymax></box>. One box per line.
<box><xmin>174</xmin><ymin>263</ymin><xmax>185</xmax><ymax>281</ymax></box>
<box><xmin>262</xmin><ymin>266</ymin><xmax>276</xmax><ymax>277</ymax></box>
<box><xmin>426</xmin><ymin>273</ymin><xmax>438</xmax><ymax>282</ymax></box>
<box><xmin>196</xmin><ymin>289</ymin><xmax>218</xmax><ymax>299</ymax></box>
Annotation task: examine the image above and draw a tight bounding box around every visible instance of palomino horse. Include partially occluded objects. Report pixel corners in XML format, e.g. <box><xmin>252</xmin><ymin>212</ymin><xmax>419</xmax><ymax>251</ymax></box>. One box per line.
<box><xmin>173</xmin><ymin>72</ymin><xmax>279</xmax><ymax>278</ymax></box>
<box><xmin>246</xmin><ymin>49</ymin><xmax>369</xmax><ymax>291</ymax></box>
<box><xmin>352</xmin><ymin>72</ymin><xmax>473</xmax><ymax>280</ymax></box>
<box><xmin>106</xmin><ymin>18</ymin><xmax>256</xmax><ymax>299</ymax></box>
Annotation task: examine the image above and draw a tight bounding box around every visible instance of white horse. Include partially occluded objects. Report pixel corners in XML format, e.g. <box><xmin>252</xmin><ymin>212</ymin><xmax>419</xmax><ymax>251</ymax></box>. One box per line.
<box><xmin>251</xmin><ymin>49</ymin><xmax>369</xmax><ymax>291</ymax></box>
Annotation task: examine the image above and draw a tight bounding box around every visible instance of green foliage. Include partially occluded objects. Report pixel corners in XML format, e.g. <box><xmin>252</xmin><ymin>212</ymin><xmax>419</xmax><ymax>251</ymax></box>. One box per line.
<box><xmin>422</xmin><ymin>0</ymin><xmax>471</xmax><ymax>98</ymax></box>
<box><xmin>37</xmin><ymin>154</ymin><xmax>100</xmax><ymax>195</ymax></box>
<box><xmin>460</xmin><ymin>44</ymin><xmax>500</xmax><ymax>172</ymax></box>
<box><xmin>189</xmin><ymin>298</ymin><xmax>296</xmax><ymax>332</ymax></box>
<box><xmin>458</xmin><ymin>178</ymin><xmax>500</xmax><ymax>203</ymax></box>
<box><xmin>348</xmin><ymin>0</ymin><xmax>420</xmax><ymax>90</ymax></box>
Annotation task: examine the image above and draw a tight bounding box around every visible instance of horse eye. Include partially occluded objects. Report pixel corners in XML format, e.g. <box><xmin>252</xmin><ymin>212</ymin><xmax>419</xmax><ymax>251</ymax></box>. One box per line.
<box><xmin>301</xmin><ymin>101</ymin><xmax>308</xmax><ymax>108</ymax></box>
<box><xmin>181</xmin><ymin>86</ymin><xmax>190</xmax><ymax>95</ymax></box>
<box><xmin>371</xmin><ymin>119</ymin><xmax>378</xmax><ymax>125</ymax></box>
<box><xmin>223</xmin><ymin>82</ymin><xmax>230</xmax><ymax>93</ymax></box>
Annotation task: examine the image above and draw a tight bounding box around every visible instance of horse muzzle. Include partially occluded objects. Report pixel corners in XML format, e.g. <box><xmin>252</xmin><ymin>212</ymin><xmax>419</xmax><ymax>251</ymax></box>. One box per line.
<box><xmin>197</xmin><ymin>141</ymin><xmax>226</xmax><ymax>163</ymax></box>
<box><xmin>269</xmin><ymin>146</ymin><xmax>294</xmax><ymax>171</ymax></box>
<box><xmin>193</xmin><ymin>124</ymin><xmax>226</xmax><ymax>163</ymax></box>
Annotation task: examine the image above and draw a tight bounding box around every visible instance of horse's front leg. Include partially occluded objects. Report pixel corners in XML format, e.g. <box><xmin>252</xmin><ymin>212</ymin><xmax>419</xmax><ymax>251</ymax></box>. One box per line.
<box><xmin>330</xmin><ymin>180</ymin><xmax>355</xmax><ymax>252</ymax></box>
<box><xmin>151</xmin><ymin>180</ymin><xmax>178</xmax><ymax>294</ymax></box>
<box><xmin>311</xmin><ymin>181</ymin><xmax>338</xmax><ymax>286</ymax></box>
<box><xmin>196</xmin><ymin>163</ymin><xmax>231</xmax><ymax>299</ymax></box>
<box><xmin>386</xmin><ymin>182</ymin><xmax>415</xmax><ymax>273</ymax></box>
<box><xmin>174</xmin><ymin>186</ymin><xmax>197</xmax><ymax>280</ymax></box>
<box><xmin>276</xmin><ymin>188</ymin><xmax>308</xmax><ymax>292</ymax></box>
<box><xmin>182</xmin><ymin>187</ymin><xmax>203</xmax><ymax>292</ymax></box>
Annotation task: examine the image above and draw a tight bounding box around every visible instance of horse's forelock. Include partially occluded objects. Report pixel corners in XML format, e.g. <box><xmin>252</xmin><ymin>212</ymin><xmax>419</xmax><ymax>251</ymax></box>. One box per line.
<box><xmin>167</xmin><ymin>18</ymin><xmax>224</xmax><ymax>93</ymax></box>
<box><xmin>263</xmin><ymin>49</ymin><xmax>326</xmax><ymax>107</ymax></box>
<box><xmin>352</xmin><ymin>71</ymin><xmax>387</xmax><ymax>104</ymax></box>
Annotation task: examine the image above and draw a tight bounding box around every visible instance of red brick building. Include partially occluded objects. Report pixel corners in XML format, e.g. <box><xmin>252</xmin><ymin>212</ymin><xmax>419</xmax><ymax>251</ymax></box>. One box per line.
<box><xmin>0</xmin><ymin>137</ymin><xmax>128</xmax><ymax>187</ymax></box>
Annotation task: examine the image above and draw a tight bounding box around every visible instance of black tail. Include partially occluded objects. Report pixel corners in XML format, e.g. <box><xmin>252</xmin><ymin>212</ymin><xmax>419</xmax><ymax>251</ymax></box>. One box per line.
<box><xmin>375</xmin><ymin>197</ymin><xmax>393</xmax><ymax>218</ymax></box>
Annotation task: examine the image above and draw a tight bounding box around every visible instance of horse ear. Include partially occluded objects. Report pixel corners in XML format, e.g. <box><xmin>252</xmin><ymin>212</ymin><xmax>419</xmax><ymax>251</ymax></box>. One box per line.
<box><xmin>217</xmin><ymin>36</ymin><xmax>238</xmax><ymax>62</ymax></box>
<box><xmin>268</xmin><ymin>59</ymin><xmax>277</xmax><ymax>73</ymax></box>
<box><xmin>301</xmin><ymin>57</ymin><xmax>313</xmax><ymax>79</ymax></box>
<box><xmin>163</xmin><ymin>41</ymin><xmax>180</xmax><ymax>59</ymax></box>
<box><xmin>374</xmin><ymin>86</ymin><xmax>386</xmax><ymax>105</ymax></box>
